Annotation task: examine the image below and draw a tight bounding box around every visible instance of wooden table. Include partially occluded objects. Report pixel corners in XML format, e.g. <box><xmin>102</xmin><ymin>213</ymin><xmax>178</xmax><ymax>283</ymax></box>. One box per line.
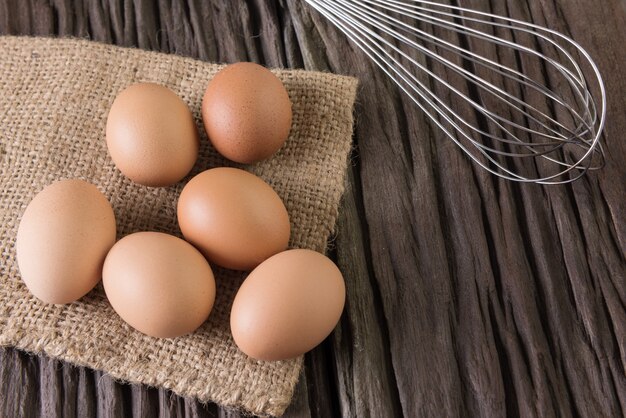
<box><xmin>1</xmin><ymin>1</ymin><xmax>624</xmax><ymax>417</ymax></box>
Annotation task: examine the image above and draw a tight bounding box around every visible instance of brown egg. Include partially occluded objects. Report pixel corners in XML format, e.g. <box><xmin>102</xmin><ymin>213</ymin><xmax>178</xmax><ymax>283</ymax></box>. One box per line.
<box><xmin>230</xmin><ymin>249</ymin><xmax>345</xmax><ymax>361</ymax></box>
<box><xmin>201</xmin><ymin>62</ymin><xmax>292</xmax><ymax>163</ymax></box>
<box><xmin>16</xmin><ymin>179</ymin><xmax>116</xmax><ymax>304</ymax></box>
<box><xmin>177</xmin><ymin>167</ymin><xmax>290</xmax><ymax>271</ymax></box>
<box><xmin>106</xmin><ymin>82</ymin><xmax>199</xmax><ymax>187</ymax></box>
<box><xmin>102</xmin><ymin>232</ymin><xmax>216</xmax><ymax>338</ymax></box>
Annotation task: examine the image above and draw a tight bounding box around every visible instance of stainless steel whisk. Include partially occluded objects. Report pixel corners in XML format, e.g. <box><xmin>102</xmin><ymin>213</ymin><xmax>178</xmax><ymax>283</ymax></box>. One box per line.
<box><xmin>304</xmin><ymin>0</ymin><xmax>606</xmax><ymax>184</ymax></box>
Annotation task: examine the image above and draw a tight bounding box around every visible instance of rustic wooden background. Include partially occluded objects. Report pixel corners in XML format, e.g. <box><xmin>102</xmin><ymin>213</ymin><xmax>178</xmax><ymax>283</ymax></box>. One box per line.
<box><xmin>1</xmin><ymin>0</ymin><xmax>624</xmax><ymax>417</ymax></box>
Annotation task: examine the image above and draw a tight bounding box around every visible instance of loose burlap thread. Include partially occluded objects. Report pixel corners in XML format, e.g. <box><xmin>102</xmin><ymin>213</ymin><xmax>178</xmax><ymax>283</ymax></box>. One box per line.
<box><xmin>0</xmin><ymin>36</ymin><xmax>357</xmax><ymax>416</ymax></box>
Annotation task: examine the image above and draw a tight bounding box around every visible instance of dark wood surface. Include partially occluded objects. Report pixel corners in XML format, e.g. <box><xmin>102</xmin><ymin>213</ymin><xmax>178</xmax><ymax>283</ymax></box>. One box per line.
<box><xmin>1</xmin><ymin>0</ymin><xmax>625</xmax><ymax>417</ymax></box>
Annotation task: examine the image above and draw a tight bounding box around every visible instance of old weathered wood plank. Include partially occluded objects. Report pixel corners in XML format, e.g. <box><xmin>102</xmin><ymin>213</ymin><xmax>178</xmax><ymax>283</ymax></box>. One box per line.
<box><xmin>1</xmin><ymin>1</ymin><xmax>624</xmax><ymax>417</ymax></box>
<box><xmin>334</xmin><ymin>167</ymin><xmax>403</xmax><ymax>418</ymax></box>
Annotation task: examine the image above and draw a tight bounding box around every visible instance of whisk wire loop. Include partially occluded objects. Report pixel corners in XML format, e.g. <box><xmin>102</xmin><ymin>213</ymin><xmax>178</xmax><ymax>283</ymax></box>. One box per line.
<box><xmin>305</xmin><ymin>0</ymin><xmax>606</xmax><ymax>184</ymax></box>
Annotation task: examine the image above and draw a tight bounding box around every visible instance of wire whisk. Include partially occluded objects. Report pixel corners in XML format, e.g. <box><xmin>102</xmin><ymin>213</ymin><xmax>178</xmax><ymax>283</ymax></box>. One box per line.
<box><xmin>305</xmin><ymin>0</ymin><xmax>606</xmax><ymax>184</ymax></box>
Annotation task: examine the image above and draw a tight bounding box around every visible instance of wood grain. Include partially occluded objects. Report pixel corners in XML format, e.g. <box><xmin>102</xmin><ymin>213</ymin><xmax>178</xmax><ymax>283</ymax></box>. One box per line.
<box><xmin>1</xmin><ymin>0</ymin><xmax>624</xmax><ymax>417</ymax></box>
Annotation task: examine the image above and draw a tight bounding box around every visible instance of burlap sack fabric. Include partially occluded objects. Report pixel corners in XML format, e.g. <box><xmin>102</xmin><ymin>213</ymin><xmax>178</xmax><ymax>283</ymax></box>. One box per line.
<box><xmin>0</xmin><ymin>36</ymin><xmax>357</xmax><ymax>416</ymax></box>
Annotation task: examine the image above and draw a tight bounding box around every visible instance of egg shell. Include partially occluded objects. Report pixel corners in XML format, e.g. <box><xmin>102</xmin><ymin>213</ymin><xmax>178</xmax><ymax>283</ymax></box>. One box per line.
<box><xmin>230</xmin><ymin>249</ymin><xmax>346</xmax><ymax>361</ymax></box>
<box><xmin>16</xmin><ymin>179</ymin><xmax>116</xmax><ymax>304</ymax></box>
<box><xmin>201</xmin><ymin>62</ymin><xmax>292</xmax><ymax>163</ymax></box>
<box><xmin>177</xmin><ymin>167</ymin><xmax>290</xmax><ymax>271</ymax></box>
<box><xmin>106</xmin><ymin>82</ymin><xmax>199</xmax><ymax>187</ymax></box>
<box><xmin>102</xmin><ymin>231</ymin><xmax>216</xmax><ymax>338</ymax></box>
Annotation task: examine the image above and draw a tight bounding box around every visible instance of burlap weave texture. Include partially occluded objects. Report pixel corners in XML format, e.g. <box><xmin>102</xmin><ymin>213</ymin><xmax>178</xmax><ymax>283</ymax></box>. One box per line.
<box><xmin>0</xmin><ymin>36</ymin><xmax>357</xmax><ymax>416</ymax></box>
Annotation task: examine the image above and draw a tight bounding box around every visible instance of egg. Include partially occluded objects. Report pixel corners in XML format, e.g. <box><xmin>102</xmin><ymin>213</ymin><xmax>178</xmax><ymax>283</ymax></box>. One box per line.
<box><xmin>16</xmin><ymin>179</ymin><xmax>116</xmax><ymax>304</ymax></box>
<box><xmin>106</xmin><ymin>82</ymin><xmax>199</xmax><ymax>187</ymax></box>
<box><xmin>102</xmin><ymin>232</ymin><xmax>215</xmax><ymax>338</ymax></box>
<box><xmin>230</xmin><ymin>249</ymin><xmax>345</xmax><ymax>361</ymax></box>
<box><xmin>177</xmin><ymin>167</ymin><xmax>290</xmax><ymax>271</ymax></box>
<box><xmin>201</xmin><ymin>62</ymin><xmax>292</xmax><ymax>163</ymax></box>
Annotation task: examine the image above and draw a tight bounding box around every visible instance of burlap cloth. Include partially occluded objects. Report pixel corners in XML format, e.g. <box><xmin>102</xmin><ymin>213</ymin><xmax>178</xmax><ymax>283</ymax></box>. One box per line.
<box><xmin>0</xmin><ymin>36</ymin><xmax>357</xmax><ymax>416</ymax></box>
